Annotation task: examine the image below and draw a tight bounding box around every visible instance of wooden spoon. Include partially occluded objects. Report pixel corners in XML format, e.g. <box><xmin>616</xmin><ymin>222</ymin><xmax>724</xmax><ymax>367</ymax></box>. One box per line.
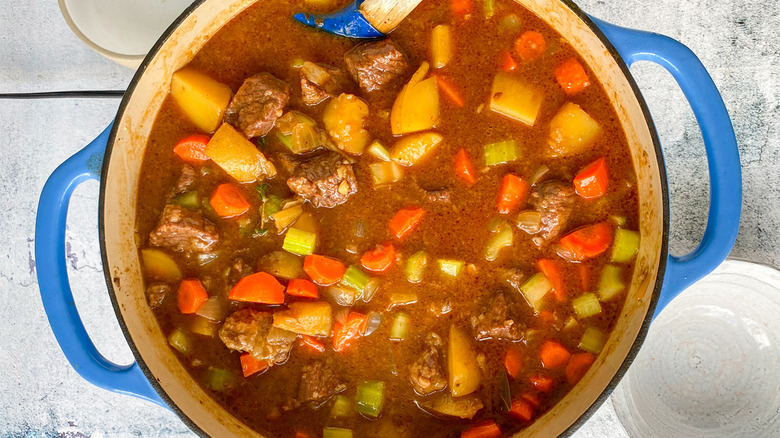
<box><xmin>294</xmin><ymin>0</ymin><xmax>425</xmax><ymax>38</ymax></box>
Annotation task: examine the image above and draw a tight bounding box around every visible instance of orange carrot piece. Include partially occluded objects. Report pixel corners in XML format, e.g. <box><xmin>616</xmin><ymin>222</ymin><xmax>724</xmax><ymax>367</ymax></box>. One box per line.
<box><xmin>332</xmin><ymin>311</ymin><xmax>367</xmax><ymax>352</ymax></box>
<box><xmin>389</xmin><ymin>206</ymin><xmax>426</xmax><ymax>239</ymax></box>
<box><xmin>240</xmin><ymin>353</ymin><xmax>271</xmax><ymax>377</ymax></box>
<box><xmin>536</xmin><ymin>310</ymin><xmax>556</xmax><ymax>326</ymax></box>
<box><xmin>173</xmin><ymin>134</ymin><xmax>210</xmax><ymax>164</ymax></box>
<box><xmin>555</xmin><ymin>57</ymin><xmax>591</xmax><ymax>96</ymax></box>
<box><xmin>500</xmin><ymin>51</ymin><xmax>518</xmax><ymax>71</ymax></box>
<box><xmin>295</xmin><ymin>431</ymin><xmax>315</xmax><ymax>438</ymax></box>
<box><xmin>461</xmin><ymin>419</ymin><xmax>502</xmax><ymax>438</ymax></box>
<box><xmin>573</xmin><ymin>157</ymin><xmax>608</xmax><ymax>199</ymax></box>
<box><xmin>177</xmin><ymin>279</ymin><xmax>208</xmax><ymax>314</ymax></box>
<box><xmin>229</xmin><ymin>272</ymin><xmax>285</xmax><ymax>304</ymax></box>
<box><xmin>300</xmin><ymin>335</ymin><xmax>326</xmax><ymax>353</ymax></box>
<box><xmin>520</xmin><ymin>391</ymin><xmax>541</xmax><ymax>408</ymax></box>
<box><xmin>578</xmin><ymin>264</ymin><xmax>592</xmax><ymax>291</ymax></box>
<box><xmin>537</xmin><ymin>259</ymin><xmax>567</xmax><ymax>302</ymax></box>
<box><xmin>360</xmin><ymin>242</ymin><xmax>397</xmax><ymax>273</ymax></box>
<box><xmin>451</xmin><ymin>0</ymin><xmax>472</xmax><ymax>17</ymax></box>
<box><xmin>286</xmin><ymin>278</ymin><xmax>319</xmax><ymax>299</ymax></box>
<box><xmin>509</xmin><ymin>398</ymin><xmax>535</xmax><ymax>422</ymax></box>
<box><xmin>434</xmin><ymin>74</ymin><xmax>465</xmax><ymax>107</ymax></box>
<box><xmin>454</xmin><ymin>148</ymin><xmax>477</xmax><ymax>185</ymax></box>
<box><xmin>303</xmin><ymin>255</ymin><xmax>346</xmax><ymax>286</ymax></box>
<box><xmin>504</xmin><ymin>347</ymin><xmax>523</xmax><ymax>379</ymax></box>
<box><xmin>515</xmin><ymin>31</ymin><xmax>547</xmax><ymax>61</ymax></box>
<box><xmin>497</xmin><ymin>174</ymin><xmax>530</xmax><ymax>214</ymax></box>
<box><xmin>540</xmin><ymin>340</ymin><xmax>571</xmax><ymax>370</ymax></box>
<box><xmin>530</xmin><ymin>374</ymin><xmax>554</xmax><ymax>393</ymax></box>
<box><xmin>566</xmin><ymin>352</ymin><xmax>596</xmax><ymax>384</ymax></box>
<box><xmin>209</xmin><ymin>183</ymin><xmax>251</xmax><ymax>217</ymax></box>
<box><xmin>559</xmin><ymin>222</ymin><xmax>613</xmax><ymax>261</ymax></box>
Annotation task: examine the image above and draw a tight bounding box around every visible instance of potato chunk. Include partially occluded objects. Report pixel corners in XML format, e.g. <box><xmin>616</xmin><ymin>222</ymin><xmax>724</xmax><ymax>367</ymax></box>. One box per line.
<box><xmin>205</xmin><ymin>123</ymin><xmax>276</xmax><ymax>183</ymax></box>
<box><xmin>448</xmin><ymin>325</ymin><xmax>481</xmax><ymax>396</ymax></box>
<box><xmin>489</xmin><ymin>72</ymin><xmax>544</xmax><ymax>127</ymax></box>
<box><xmin>272</xmin><ymin>301</ymin><xmax>332</xmax><ymax>336</ymax></box>
<box><xmin>391</xmin><ymin>62</ymin><xmax>440</xmax><ymax>135</ymax></box>
<box><xmin>170</xmin><ymin>69</ymin><xmax>232</xmax><ymax>133</ymax></box>
<box><xmin>323</xmin><ymin>93</ymin><xmax>371</xmax><ymax>155</ymax></box>
<box><xmin>390</xmin><ymin>132</ymin><xmax>444</xmax><ymax>167</ymax></box>
<box><xmin>547</xmin><ymin>102</ymin><xmax>602</xmax><ymax>157</ymax></box>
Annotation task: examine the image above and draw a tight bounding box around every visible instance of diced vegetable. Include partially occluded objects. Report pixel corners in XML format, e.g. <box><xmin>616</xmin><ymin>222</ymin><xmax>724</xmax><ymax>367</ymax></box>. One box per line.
<box><xmin>497</xmin><ymin>174</ymin><xmax>530</xmax><ymax>214</ymax></box>
<box><xmin>258</xmin><ymin>251</ymin><xmax>304</xmax><ymax>280</ymax></box>
<box><xmin>361</xmin><ymin>242</ymin><xmax>397</xmax><ymax>273</ymax></box>
<box><xmin>579</xmin><ymin>326</ymin><xmax>607</xmax><ymax>354</ymax></box>
<box><xmin>558</xmin><ymin>222</ymin><xmax>613</xmax><ymax>261</ymax></box>
<box><xmin>209</xmin><ymin>183</ymin><xmax>250</xmax><ymax>217</ymax></box>
<box><xmin>598</xmin><ymin>264</ymin><xmax>626</xmax><ymax>301</ymax></box>
<box><xmin>537</xmin><ymin>259</ymin><xmax>566</xmax><ymax>302</ymax></box>
<box><xmin>419</xmin><ymin>392</ymin><xmax>484</xmax><ymax>419</ymax></box>
<box><xmin>391</xmin><ymin>62</ymin><xmax>440</xmax><ymax>135</ymax></box>
<box><xmin>287</xmin><ymin>278</ymin><xmax>319</xmax><ymax>299</ymax></box>
<box><xmin>461</xmin><ymin>419</ymin><xmax>501</xmax><ymax>438</ymax></box>
<box><xmin>340</xmin><ymin>265</ymin><xmax>371</xmax><ymax>294</ymax></box>
<box><xmin>451</xmin><ymin>0</ymin><xmax>472</xmax><ymax>16</ymax></box>
<box><xmin>516</xmin><ymin>210</ymin><xmax>542</xmax><ymax>234</ymax></box>
<box><xmin>484</xmin><ymin>140</ymin><xmax>519</xmax><ymax>167</ymax></box>
<box><xmin>364</xmin><ymin>311</ymin><xmax>382</xmax><ymax>336</ymax></box>
<box><xmin>434</xmin><ymin>74</ymin><xmax>465</xmax><ymax>107</ymax></box>
<box><xmin>272</xmin><ymin>204</ymin><xmax>304</xmax><ymax>231</ymax></box>
<box><xmin>276</xmin><ymin>131</ymin><xmax>293</xmax><ymax>149</ymax></box>
<box><xmin>572</xmin><ymin>293</ymin><xmax>602</xmax><ymax>319</ymax></box>
<box><xmin>140</xmin><ymin>249</ymin><xmax>182</xmax><ymax>283</ymax></box>
<box><xmin>611</xmin><ymin>229</ymin><xmax>640</xmax><ymax>263</ymax></box>
<box><xmin>454</xmin><ymin>148</ymin><xmax>477</xmax><ymax>185</ymax></box>
<box><xmin>323</xmin><ymin>93</ymin><xmax>371</xmax><ymax>154</ymax></box>
<box><xmin>482</xmin><ymin>0</ymin><xmax>494</xmax><ymax>18</ymax></box>
<box><xmin>509</xmin><ymin>398</ymin><xmax>535</xmax><ymax>422</ymax></box>
<box><xmin>170</xmin><ymin>69</ymin><xmax>232</xmax><ymax>133</ymax></box>
<box><xmin>229</xmin><ymin>272</ymin><xmax>285</xmax><ymax>304</ymax></box>
<box><xmin>195</xmin><ymin>296</ymin><xmax>227</xmax><ymax>321</ymax></box>
<box><xmin>438</xmin><ymin>259</ymin><xmax>465</xmax><ymax>277</ymax></box>
<box><xmin>240</xmin><ymin>353</ymin><xmax>271</xmax><ymax>377</ymax></box>
<box><xmin>540</xmin><ymin>340</ymin><xmax>571</xmax><ymax>370</ymax></box>
<box><xmin>369</xmin><ymin>161</ymin><xmax>404</xmax><ymax>186</ymax></box>
<box><xmin>389</xmin><ymin>312</ymin><xmax>410</xmax><ymax>340</ymax></box>
<box><xmin>500</xmin><ymin>51</ymin><xmax>518</xmax><ymax>71</ymax></box>
<box><xmin>323</xmin><ymin>427</ymin><xmax>353</xmax><ymax>438</ymax></box>
<box><xmin>389</xmin><ymin>206</ymin><xmax>426</xmax><ymax>239</ymax></box>
<box><xmin>611</xmin><ymin>215</ymin><xmax>628</xmax><ymax>227</ymax></box>
<box><xmin>283</xmin><ymin>227</ymin><xmax>317</xmax><ymax>256</ymax></box>
<box><xmin>573</xmin><ymin>157</ymin><xmax>608</xmax><ymax>199</ymax></box>
<box><xmin>177</xmin><ymin>279</ymin><xmax>209</xmax><ymax>314</ymax></box>
<box><xmin>448</xmin><ymin>325</ymin><xmax>481</xmax><ymax>396</ymax></box>
<box><xmin>485</xmin><ymin>220</ymin><xmax>513</xmax><ymax>261</ymax></box>
<box><xmin>173</xmin><ymin>134</ymin><xmax>211</xmax><ymax>164</ymax></box>
<box><xmin>303</xmin><ymin>255</ymin><xmax>346</xmax><ymax>285</ymax></box>
<box><xmin>206</xmin><ymin>123</ymin><xmax>277</xmax><ymax>183</ymax></box>
<box><xmin>360</xmin><ymin>278</ymin><xmax>381</xmax><ymax>302</ymax></box>
<box><xmin>273</xmin><ymin>301</ymin><xmax>333</xmax><ymax>336</ymax></box>
<box><xmin>167</xmin><ymin>328</ymin><xmax>191</xmax><ymax>354</ymax></box>
<box><xmin>566</xmin><ymin>352</ymin><xmax>596</xmax><ymax>384</ymax></box>
<box><xmin>515</xmin><ymin>31</ymin><xmax>547</xmax><ymax>61</ymax></box>
<box><xmin>498</xmin><ymin>14</ymin><xmax>521</xmax><ymax>33</ymax></box>
<box><xmin>555</xmin><ymin>58</ymin><xmax>591</xmax><ymax>96</ymax></box>
<box><xmin>390</xmin><ymin>132</ymin><xmax>444</xmax><ymax>166</ymax></box>
<box><xmin>356</xmin><ymin>380</ymin><xmax>385</xmax><ymax>418</ymax></box>
<box><xmin>504</xmin><ymin>347</ymin><xmax>523</xmax><ymax>379</ymax></box>
<box><xmin>405</xmin><ymin>251</ymin><xmax>428</xmax><ymax>283</ymax></box>
<box><xmin>563</xmin><ymin>315</ymin><xmax>580</xmax><ymax>332</ymax></box>
<box><xmin>171</xmin><ymin>191</ymin><xmax>199</xmax><ymax>210</ymax></box>
<box><xmin>277</xmin><ymin>111</ymin><xmax>316</xmax><ymax>135</ymax></box>
<box><xmin>290</xmin><ymin>123</ymin><xmax>328</xmax><ymax>155</ymax></box>
<box><xmin>520</xmin><ymin>272</ymin><xmax>552</xmax><ymax>312</ymax></box>
<box><xmin>332</xmin><ymin>311</ymin><xmax>366</xmax><ymax>351</ymax></box>
<box><xmin>367</xmin><ymin>140</ymin><xmax>391</xmax><ymax>161</ymax></box>
<box><xmin>330</xmin><ymin>395</ymin><xmax>354</xmax><ymax>419</ymax></box>
<box><xmin>489</xmin><ymin>73</ymin><xmax>544</xmax><ymax>126</ymax></box>
<box><xmin>204</xmin><ymin>367</ymin><xmax>235</xmax><ymax>391</ymax></box>
<box><xmin>431</xmin><ymin>25</ymin><xmax>452</xmax><ymax>69</ymax></box>
<box><xmin>547</xmin><ymin>102</ymin><xmax>602</xmax><ymax>157</ymax></box>
<box><xmin>326</xmin><ymin>285</ymin><xmax>356</xmax><ymax>307</ymax></box>
<box><xmin>530</xmin><ymin>374</ymin><xmax>554</xmax><ymax>393</ymax></box>
<box><xmin>300</xmin><ymin>335</ymin><xmax>326</xmax><ymax>353</ymax></box>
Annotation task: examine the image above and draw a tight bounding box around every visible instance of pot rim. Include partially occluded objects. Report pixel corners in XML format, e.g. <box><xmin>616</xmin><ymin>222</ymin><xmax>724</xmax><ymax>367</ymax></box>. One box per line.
<box><xmin>97</xmin><ymin>0</ymin><xmax>670</xmax><ymax>435</ymax></box>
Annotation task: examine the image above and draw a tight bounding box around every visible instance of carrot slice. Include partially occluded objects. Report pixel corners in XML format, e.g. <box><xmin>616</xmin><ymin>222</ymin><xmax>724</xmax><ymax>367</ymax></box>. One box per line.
<box><xmin>461</xmin><ymin>419</ymin><xmax>501</xmax><ymax>438</ymax></box>
<box><xmin>303</xmin><ymin>255</ymin><xmax>346</xmax><ymax>286</ymax></box>
<box><xmin>300</xmin><ymin>335</ymin><xmax>326</xmax><ymax>353</ymax></box>
<box><xmin>295</xmin><ymin>431</ymin><xmax>315</xmax><ymax>438</ymax></box>
<box><xmin>530</xmin><ymin>374</ymin><xmax>554</xmax><ymax>393</ymax></box>
<box><xmin>504</xmin><ymin>347</ymin><xmax>523</xmax><ymax>379</ymax></box>
<box><xmin>177</xmin><ymin>278</ymin><xmax>208</xmax><ymax>314</ymax></box>
<box><xmin>497</xmin><ymin>174</ymin><xmax>530</xmax><ymax>214</ymax></box>
<box><xmin>540</xmin><ymin>340</ymin><xmax>571</xmax><ymax>370</ymax></box>
<box><xmin>537</xmin><ymin>259</ymin><xmax>567</xmax><ymax>302</ymax></box>
<box><xmin>229</xmin><ymin>272</ymin><xmax>285</xmax><ymax>304</ymax></box>
<box><xmin>286</xmin><ymin>278</ymin><xmax>319</xmax><ymax>299</ymax></box>
<box><xmin>509</xmin><ymin>398</ymin><xmax>535</xmax><ymax>422</ymax></box>
<box><xmin>454</xmin><ymin>148</ymin><xmax>477</xmax><ymax>185</ymax></box>
<box><xmin>451</xmin><ymin>0</ymin><xmax>472</xmax><ymax>17</ymax></box>
<box><xmin>521</xmin><ymin>391</ymin><xmax>541</xmax><ymax>408</ymax></box>
<box><xmin>332</xmin><ymin>311</ymin><xmax>367</xmax><ymax>352</ymax></box>
<box><xmin>360</xmin><ymin>242</ymin><xmax>397</xmax><ymax>273</ymax></box>
<box><xmin>240</xmin><ymin>353</ymin><xmax>271</xmax><ymax>377</ymax></box>
<box><xmin>515</xmin><ymin>31</ymin><xmax>547</xmax><ymax>61</ymax></box>
<box><xmin>555</xmin><ymin>57</ymin><xmax>591</xmax><ymax>96</ymax></box>
<box><xmin>500</xmin><ymin>51</ymin><xmax>518</xmax><ymax>71</ymax></box>
<box><xmin>573</xmin><ymin>157</ymin><xmax>608</xmax><ymax>199</ymax></box>
<box><xmin>559</xmin><ymin>222</ymin><xmax>613</xmax><ymax>261</ymax></box>
<box><xmin>210</xmin><ymin>183</ymin><xmax>251</xmax><ymax>217</ymax></box>
<box><xmin>566</xmin><ymin>352</ymin><xmax>596</xmax><ymax>384</ymax></box>
<box><xmin>434</xmin><ymin>74</ymin><xmax>465</xmax><ymax>107</ymax></box>
<box><xmin>389</xmin><ymin>206</ymin><xmax>426</xmax><ymax>239</ymax></box>
<box><xmin>173</xmin><ymin>134</ymin><xmax>210</xmax><ymax>164</ymax></box>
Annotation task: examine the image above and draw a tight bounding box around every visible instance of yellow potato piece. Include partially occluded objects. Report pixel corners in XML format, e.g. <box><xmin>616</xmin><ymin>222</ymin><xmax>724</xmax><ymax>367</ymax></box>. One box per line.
<box><xmin>205</xmin><ymin>123</ymin><xmax>277</xmax><ymax>183</ymax></box>
<box><xmin>547</xmin><ymin>102</ymin><xmax>602</xmax><ymax>157</ymax></box>
<box><xmin>431</xmin><ymin>25</ymin><xmax>452</xmax><ymax>69</ymax></box>
<box><xmin>140</xmin><ymin>249</ymin><xmax>182</xmax><ymax>283</ymax></box>
<box><xmin>390</xmin><ymin>132</ymin><xmax>444</xmax><ymax>167</ymax></box>
<box><xmin>448</xmin><ymin>325</ymin><xmax>481</xmax><ymax>397</ymax></box>
<box><xmin>489</xmin><ymin>72</ymin><xmax>544</xmax><ymax>127</ymax></box>
<box><xmin>323</xmin><ymin>93</ymin><xmax>371</xmax><ymax>155</ymax></box>
<box><xmin>391</xmin><ymin>62</ymin><xmax>440</xmax><ymax>135</ymax></box>
<box><xmin>272</xmin><ymin>301</ymin><xmax>332</xmax><ymax>336</ymax></box>
<box><xmin>170</xmin><ymin>68</ymin><xmax>232</xmax><ymax>133</ymax></box>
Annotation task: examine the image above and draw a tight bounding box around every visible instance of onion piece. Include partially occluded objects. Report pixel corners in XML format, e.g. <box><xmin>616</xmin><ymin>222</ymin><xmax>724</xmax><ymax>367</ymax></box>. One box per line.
<box><xmin>516</xmin><ymin>210</ymin><xmax>542</xmax><ymax>234</ymax></box>
<box><xmin>326</xmin><ymin>286</ymin><xmax>355</xmax><ymax>307</ymax></box>
<box><xmin>195</xmin><ymin>296</ymin><xmax>227</xmax><ymax>322</ymax></box>
<box><xmin>360</xmin><ymin>278</ymin><xmax>381</xmax><ymax>303</ymax></box>
<box><xmin>363</xmin><ymin>311</ymin><xmax>382</xmax><ymax>336</ymax></box>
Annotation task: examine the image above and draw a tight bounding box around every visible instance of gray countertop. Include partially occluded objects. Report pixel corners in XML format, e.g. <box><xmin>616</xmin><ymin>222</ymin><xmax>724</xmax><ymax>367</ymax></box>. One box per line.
<box><xmin>1</xmin><ymin>0</ymin><xmax>777</xmax><ymax>436</ymax></box>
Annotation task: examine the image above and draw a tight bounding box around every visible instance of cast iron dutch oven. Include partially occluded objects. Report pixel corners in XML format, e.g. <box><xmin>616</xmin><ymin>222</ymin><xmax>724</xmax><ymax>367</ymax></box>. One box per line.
<box><xmin>35</xmin><ymin>0</ymin><xmax>742</xmax><ymax>436</ymax></box>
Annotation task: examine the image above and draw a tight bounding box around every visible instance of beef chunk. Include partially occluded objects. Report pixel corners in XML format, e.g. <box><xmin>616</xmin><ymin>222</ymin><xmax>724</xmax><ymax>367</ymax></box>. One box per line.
<box><xmin>228</xmin><ymin>258</ymin><xmax>254</xmax><ymax>285</ymax></box>
<box><xmin>344</xmin><ymin>39</ymin><xmax>409</xmax><ymax>93</ymax></box>
<box><xmin>287</xmin><ymin>152</ymin><xmax>358</xmax><ymax>208</ymax></box>
<box><xmin>149</xmin><ymin>204</ymin><xmax>220</xmax><ymax>253</ymax></box>
<box><xmin>409</xmin><ymin>333</ymin><xmax>448</xmax><ymax>395</ymax></box>
<box><xmin>471</xmin><ymin>292</ymin><xmax>524</xmax><ymax>341</ymax></box>
<box><xmin>529</xmin><ymin>180</ymin><xmax>576</xmax><ymax>246</ymax></box>
<box><xmin>225</xmin><ymin>72</ymin><xmax>290</xmax><ymax>138</ymax></box>
<box><xmin>300</xmin><ymin>62</ymin><xmax>347</xmax><ymax>105</ymax></box>
<box><xmin>298</xmin><ymin>358</ymin><xmax>346</xmax><ymax>404</ymax></box>
<box><xmin>219</xmin><ymin>308</ymin><xmax>294</xmax><ymax>364</ymax></box>
<box><xmin>146</xmin><ymin>283</ymin><xmax>170</xmax><ymax>309</ymax></box>
<box><xmin>173</xmin><ymin>165</ymin><xmax>196</xmax><ymax>194</ymax></box>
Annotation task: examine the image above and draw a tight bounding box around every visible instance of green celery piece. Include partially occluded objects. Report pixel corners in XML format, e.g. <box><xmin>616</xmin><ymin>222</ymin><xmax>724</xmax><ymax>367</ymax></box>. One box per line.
<box><xmin>167</xmin><ymin>328</ymin><xmax>190</xmax><ymax>355</ymax></box>
<box><xmin>406</xmin><ymin>251</ymin><xmax>428</xmax><ymax>283</ymax></box>
<box><xmin>355</xmin><ymin>380</ymin><xmax>385</xmax><ymax>418</ymax></box>
<box><xmin>390</xmin><ymin>312</ymin><xmax>410</xmax><ymax>341</ymax></box>
<box><xmin>572</xmin><ymin>293</ymin><xmax>602</xmax><ymax>319</ymax></box>
<box><xmin>438</xmin><ymin>259</ymin><xmax>465</xmax><ymax>277</ymax></box>
<box><xmin>484</xmin><ymin>140</ymin><xmax>519</xmax><ymax>166</ymax></box>
<box><xmin>340</xmin><ymin>265</ymin><xmax>370</xmax><ymax>294</ymax></box>
<box><xmin>323</xmin><ymin>428</ymin><xmax>353</xmax><ymax>438</ymax></box>
<box><xmin>483</xmin><ymin>0</ymin><xmax>495</xmax><ymax>19</ymax></box>
<box><xmin>485</xmin><ymin>220</ymin><xmax>513</xmax><ymax>261</ymax></box>
<box><xmin>598</xmin><ymin>265</ymin><xmax>625</xmax><ymax>301</ymax></box>
<box><xmin>204</xmin><ymin>367</ymin><xmax>235</xmax><ymax>391</ymax></box>
<box><xmin>579</xmin><ymin>326</ymin><xmax>607</xmax><ymax>354</ymax></box>
<box><xmin>171</xmin><ymin>191</ymin><xmax>199</xmax><ymax>210</ymax></box>
<box><xmin>283</xmin><ymin>227</ymin><xmax>317</xmax><ymax>256</ymax></box>
<box><xmin>520</xmin><ymin>272</ymin><xmax>552</xmax><ymax>312</ymax></box>
<box><xmin>611</xmin><ymin>228</ymin><xmax>640</xmax><ymax>263</ymax></box>
<box><xmin>276</xmin><ymin>131</ymin><xmax>293</xmax><ymax>149</ymax></box>
<box><xmin>330</xmin><ymin>395</ymin><xmax>354</xmax><ymax>419</ymax></box>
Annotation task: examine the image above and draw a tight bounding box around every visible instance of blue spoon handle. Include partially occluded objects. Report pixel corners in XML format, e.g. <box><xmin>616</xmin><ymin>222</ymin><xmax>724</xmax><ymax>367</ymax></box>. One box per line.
<box><xmin>294</xmin><ymin>0</ymin><xmax>384</xmax><ymax>38</ymax></box>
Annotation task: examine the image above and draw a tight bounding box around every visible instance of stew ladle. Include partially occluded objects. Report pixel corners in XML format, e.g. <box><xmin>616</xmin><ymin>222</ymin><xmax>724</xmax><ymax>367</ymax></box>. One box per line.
<box><xmin>294</xmin><ymin>0</ymin><xmax>424</xmax><ymax>38</ymax></box>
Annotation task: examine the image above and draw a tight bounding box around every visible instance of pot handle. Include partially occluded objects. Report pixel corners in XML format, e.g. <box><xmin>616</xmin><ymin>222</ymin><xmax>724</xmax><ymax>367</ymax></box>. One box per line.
<box><xmin>591</xmin><ymin>17</ymin><xmax>742</xmax><ymax>317</ymax></box>
<box><xmin>35</xmin><ymin>124</ymin><xmax>166</xmax><ymax>408</ymax></box>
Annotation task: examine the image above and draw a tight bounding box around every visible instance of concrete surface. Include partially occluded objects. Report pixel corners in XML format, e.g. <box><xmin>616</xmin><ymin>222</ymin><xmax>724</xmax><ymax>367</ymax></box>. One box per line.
<box><xmin>0</xmin><ymin>0</ymin><xmax>777</xmax><ymax>436</ymax></box>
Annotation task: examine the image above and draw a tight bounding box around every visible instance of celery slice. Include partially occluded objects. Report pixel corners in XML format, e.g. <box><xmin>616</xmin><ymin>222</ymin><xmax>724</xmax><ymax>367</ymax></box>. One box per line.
<box><xmin>438</xmin><ymin>259</ymin><xmax>465</xmax><ymax>277</ymax></box>
<box><xmin>330</xmin><ymin>395</ymin><xmax>354</xmax><ymax>419</ymax></box>
<box><xmin>167</xmin><ymin>328</ymin><xmax>190</xmax><ymax>354</ymax></box>
<box><xmin>520</xmin><ymin>272</ymin><xmax>552</xmax><ymax>312</ymax></box>
<box><xmin>598</xmin><ymin>265</ymin><xmax>625</xmax><ymax>301</ymax></box>
<box><xmin>485</xmin><ymin>220</ymin><xmax>513</xmax><ymax>261</ymax></box>
<box><xmin>406</xmin><ymin>251</ymin><xmax>428</xmax><ymax>283</ymax></box>
<box><xmin>276</xmin><ymin>131</ymin><xmax>293</xmax><ymax>149</ymax></box>
<box><xmin>340</xmin><ymin>265</ymin><xmax>370</xmax><ymax>294</ymax></box>
<box><xmin>390</xmin><ymin>312</ymin><xmax>410</xmax><ymax>341</ymax></box>
<box><xmin>483</xmin><ymin>0</ymin><xmax>495</xmax><ymax>18</ymax></box>
<box><xmin>323</xmin><ymin>428</ymin><xmax>353</xmax><ymax>438</ymax></box>
<box><xmin>282</xmin><ymin>227</ymin><xmax>317</xmax><ymax>256</ymax></box>
<box><xmin>579</xmin><ymin>326</ymin><xmax>607</xmax><ymax>354</ymax></box>
<box><xmin>484</xmin><ymin>140</ymin><xmax>519</xmax><ymax>166</ymax></box>
<box><xmin>171</xmin><ymin>191</ymin><xmax>199</xmax><ymax>210</ymax></box>
<box><xmin>356</xmin><ymin>380</ymin><xmax>385</xmax><ymax>418</ymax></box>
<box><xmin>367</xmin><ymin>140</ymin><xmax>391</xmax><ymax>161</ymax></box>
<box><xmin>572</xmin><ymin>293</ymin><xmax>603</xmax><ymax>319</ymax></box>
<box><xmin>204</xmin><ymin>367</ymin><xmax>235</xmax><ymax>391</ymax></box>
<box><xmin>611</xmin><ymin>229</ymin><xmax>640</xmax><ymax>263</ymax></box>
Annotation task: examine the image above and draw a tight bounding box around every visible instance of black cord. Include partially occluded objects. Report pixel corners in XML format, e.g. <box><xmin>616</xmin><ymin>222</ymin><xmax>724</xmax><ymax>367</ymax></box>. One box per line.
<box><xmin>0</xmin><ymin>90</ymin><xmax>125</xmax><ymax>99</ymax></box>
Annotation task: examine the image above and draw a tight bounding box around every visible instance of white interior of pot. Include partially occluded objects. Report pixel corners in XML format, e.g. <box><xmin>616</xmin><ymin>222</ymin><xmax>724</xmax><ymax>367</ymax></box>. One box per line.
<box><xmin>101</xmin><ymin>0</ymin><xmax>664</xmax><ymax>435</ymax></box>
